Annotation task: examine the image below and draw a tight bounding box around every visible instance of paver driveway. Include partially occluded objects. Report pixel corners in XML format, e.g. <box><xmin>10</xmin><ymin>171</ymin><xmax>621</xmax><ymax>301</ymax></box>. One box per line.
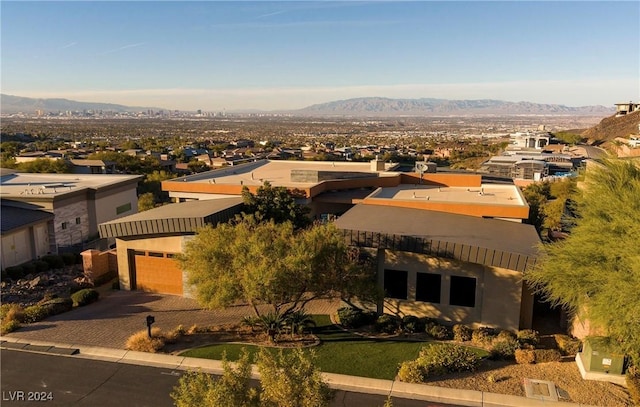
<box><xmin>4</xmin><ymin>289</ymin><xmax>342</xmax><ymax>349</ymax></box>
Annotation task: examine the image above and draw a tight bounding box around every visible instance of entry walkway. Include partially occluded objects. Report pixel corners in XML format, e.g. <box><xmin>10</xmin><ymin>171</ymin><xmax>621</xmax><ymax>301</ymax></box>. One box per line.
<box><xmin>5</xmin><ymin>289</ymin><xmax>342</xmax><ymax>349</ymax></box>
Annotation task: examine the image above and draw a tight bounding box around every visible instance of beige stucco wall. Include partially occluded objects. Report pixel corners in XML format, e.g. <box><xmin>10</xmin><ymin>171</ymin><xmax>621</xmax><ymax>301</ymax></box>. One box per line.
<box><xmin>93</xmin><ymin>187</ymin><xmax>138</xmax><ymax>227</ymax></box>
<box><xmin>379</xmin><ymin>250</ymin><xmax>526</xmax><ymax>331</ymax></box>
<box><xmin>115</xmin><ymin>236</ymin><xmax>185</xmax><ymax>291</ymax></box>
<box><xmin>2</xmin><ymin>229</ymin><xmax>33</xmax><ymax>269</ymax></box>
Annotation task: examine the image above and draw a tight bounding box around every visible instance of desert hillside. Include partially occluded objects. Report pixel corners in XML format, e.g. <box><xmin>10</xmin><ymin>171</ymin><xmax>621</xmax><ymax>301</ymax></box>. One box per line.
<box><xmin>582</xmin><ymin>110</ymin><xmax>640</xmax><ymax>145</ymax></box>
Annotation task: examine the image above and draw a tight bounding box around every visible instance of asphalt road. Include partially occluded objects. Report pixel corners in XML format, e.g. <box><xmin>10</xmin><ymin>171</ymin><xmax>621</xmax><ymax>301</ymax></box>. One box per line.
<box><xmin>1</xmin><ymin>349</ymin><xmax>462</xmax><ymax>407</ymax></box>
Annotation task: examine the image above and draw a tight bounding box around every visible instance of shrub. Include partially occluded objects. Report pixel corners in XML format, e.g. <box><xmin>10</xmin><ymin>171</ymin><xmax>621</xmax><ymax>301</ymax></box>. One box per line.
<box><xmin>401</xmin><ymin>315</ymin><xmax>424</xmax><ymax>333</ymax></box>
<box><xmin>626</xmin><ymin>367</ymin><xmax>640</xmax><ymax>407</ymax></box>
<box><xmin>61</xmin><ymin>252</ymin><xmax>77</xmax><ymax>266</ymax></box>
<box><xmin>187</xmin><ymin>324</ymin><xmax>199</xmax><ymax>335</ymax></box>
<box><xmin>125</xmin><ymin>328</ymin><xmax>165</xmax><ymax>352</ymax></box>
<box><xmin>425</xmin><ymin>322</ymin><xmax>450</xmax><ymax>340</ymax></box>
<box><xmin>174</xmin><ymin>324</ymin><xmax>186</xmax><ymax>336</ymax></box>
<box><xmin>33</xmin><ymin>260</ymin><xmax>49</xmax><ymax>273</ymax></box>
<box><xmin>472</xmin><ymin>327</ymin><xmax>496</xmax><ymax>346</ymax></box>
<box><xmin>515</xmin><ymin>348</ymin><xmax>536</xmax><ymax>364</ymax></box>
<box><xmin>41</xmin><ymin>254</ymin><xmax>64</xmax><ymax>270</ymax></box>
<box><xmin>374</xmin><ymin>314</ymin><xmax>401</xmax><ymax>334</ymax></box>
<box><xmin>514</xmin><ymin>348</ymin><xmax>561</xmax><ymax>364</ymax></box>
<box><xmin>553</xmin><ymin>334</ymin><xmax>581</xmax><ymax>356</ymax></box>
<box><xmin>337</xmin><ymin>307</ymin><xmax>375</xmax><ymax>329</ymax></box>
<box><xmin>397</xmin><ymin>360</ymin><xmax>425</xmax><ymax>383</ymax></box>
<box><xmin>534</xmin><ymin>349</ymin><xmax>562</xmax><ymax>363</ymax></box>
<box><xmin>452</xmin><ymin>324</ymin><xmax>472</xmax><ymax>342</ymax></box>
<box><xmin>22</xmin><ymin>262</ymin><xmax>37</xmax><ymax>275</ymax></box>
<box><xmin>1</xmin><ymin>319</ymin><xmax>20</xmax><ymax>335</ymax></box>
<box><xmin>496</xmin><ymin>330</ymin><xmax>517</xmax><ymax>341</ymax></box>
<box><xmin>41</xmin><ymin>297</ymin><xmax>73</xmax><ymax>316</ymax></box>
<box><xmin>71</xmin><ymin>288</ymin><xmax>99</xmax><ymax>307</ymax></box>
<box><xmin>490</xmin><ymin>337</ymin><xmax>519</xmax><ymax>360</ymax></box>
<box><xmin>22</xmin><ymin>305</ymin><xmax>50</xmax><ymax>323</ymax></box>
<box><xmin>4</xmin><ymin>265</ymin><xmax>25</xmax><ymax>280</ymax></box>
<box><xmin>517</xmin><ymin>329</ymin><xmax>540</xmax><ymax>347</ymax></box>
<box><xmin>398</xmin><ymin>344</ymin><xmax>481</xmax><ymax>383</ymax></box>
<box><xmin>0</xmin><ymin>303</ymin><xmax>24</xmax><ymax>323</ymax></box>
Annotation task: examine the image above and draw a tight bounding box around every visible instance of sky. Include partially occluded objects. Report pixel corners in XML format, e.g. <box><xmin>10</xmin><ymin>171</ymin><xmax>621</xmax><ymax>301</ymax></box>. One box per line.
<box><xmin>1</xmin><ymin>1</ymin><xmax>639</xmax><ymax>112</ymax></box>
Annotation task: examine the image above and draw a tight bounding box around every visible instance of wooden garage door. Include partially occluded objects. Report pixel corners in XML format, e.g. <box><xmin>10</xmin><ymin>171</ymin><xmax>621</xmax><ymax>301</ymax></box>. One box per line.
<box><xmin>134</xmin><ymin>252</ymin><xmax>183</xmax><ymax>295</ymax></box>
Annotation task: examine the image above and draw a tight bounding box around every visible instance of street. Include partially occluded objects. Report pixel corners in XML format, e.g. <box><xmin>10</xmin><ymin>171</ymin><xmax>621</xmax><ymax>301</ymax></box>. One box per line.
<box><xmin>1</xmin><ymin>349</ymin><xmax>462</xmax><ymax>407</ymax></box>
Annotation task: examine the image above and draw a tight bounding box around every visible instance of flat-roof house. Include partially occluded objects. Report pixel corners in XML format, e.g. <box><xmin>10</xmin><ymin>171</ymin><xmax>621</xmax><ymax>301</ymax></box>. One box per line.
<box><xmin>0</xmin><ymin>170</ymin><xmax>142</xmax><ymax>250</ymax></box>
<box><xmin>99</xmin><ymin>159</ymin><xmax>539</xmax><ymax>330</ymax></box>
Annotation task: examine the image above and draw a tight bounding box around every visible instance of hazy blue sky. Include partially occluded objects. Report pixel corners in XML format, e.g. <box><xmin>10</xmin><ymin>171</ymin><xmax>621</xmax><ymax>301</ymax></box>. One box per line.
<box><xmin>2</xmin><ymin>1</ymin><xmax>638</xmax><ymax>111</ymax></box>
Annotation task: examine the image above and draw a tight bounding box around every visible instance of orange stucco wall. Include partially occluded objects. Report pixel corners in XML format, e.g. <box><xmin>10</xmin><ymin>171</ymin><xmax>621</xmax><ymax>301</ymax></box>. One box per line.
<box><xmin>400</xmin><ymin>173</ymin><xmax>482</xmax><ymax>187</ymax></box>
<box><xmin>361</xmin><ymin>198</ymin><xmax>529</xmax><ymax>219</ymax></box>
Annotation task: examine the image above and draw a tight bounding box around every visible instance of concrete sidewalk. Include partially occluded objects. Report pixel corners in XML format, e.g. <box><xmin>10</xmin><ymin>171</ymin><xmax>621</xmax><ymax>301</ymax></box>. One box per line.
<box><xmin>0</xmin><ymin>336</ymin><xmax>593</xmax><ymax>407</ymax></box>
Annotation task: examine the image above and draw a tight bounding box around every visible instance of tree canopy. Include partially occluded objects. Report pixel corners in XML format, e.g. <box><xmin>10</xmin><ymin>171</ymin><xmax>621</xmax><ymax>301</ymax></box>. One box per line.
<box><xmin>178</xmin><ymin>219</ymin><xmax>378</xmax><ymax>318</ymax></box>
<box><xmin>242</xmin><ymin>181</ymin><xmax>310</xmax><ymax>229</ymax></box>
<box><xmin>525</xmin><ymin>159</ymin><xmax>640</xmax><ymax>363</ymax></box>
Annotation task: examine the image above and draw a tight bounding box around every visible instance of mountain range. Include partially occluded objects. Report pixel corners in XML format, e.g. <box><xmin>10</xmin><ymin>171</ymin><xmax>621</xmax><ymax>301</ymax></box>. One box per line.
<box><xmin>0</xmin><ymin>94</ymin><xmax>164</xmax><ymax>114</ymax></box>
<box><xmin>296</xmin><ymin>97</ymin><xmax>613</xmax><ymax>117</ymax></box>
<box><xmin>1</xmin><ymin>94</ymin><xmax>614</xmax><ymax>117</ymax></box>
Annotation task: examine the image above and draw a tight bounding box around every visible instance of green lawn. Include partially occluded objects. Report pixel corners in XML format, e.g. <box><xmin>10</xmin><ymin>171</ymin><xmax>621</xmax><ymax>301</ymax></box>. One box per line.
<box><xmin>179</xmin><ymin>315</ymin><xmax>488</xmax><ymax>380</ymax></box>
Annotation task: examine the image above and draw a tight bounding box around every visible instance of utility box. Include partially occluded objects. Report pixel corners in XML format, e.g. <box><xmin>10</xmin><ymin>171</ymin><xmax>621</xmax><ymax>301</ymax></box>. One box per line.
<box><xmin>580</xmin><ymin>337</ymin><xmax>626</xmax><ymax>375</ymax></box>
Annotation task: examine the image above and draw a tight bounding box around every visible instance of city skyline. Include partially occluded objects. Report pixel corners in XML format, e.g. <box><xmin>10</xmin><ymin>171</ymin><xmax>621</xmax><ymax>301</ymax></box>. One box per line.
<box><xmin>2</xmin><ymin>1</ymin><xmax>638</xmax><ymax>111</ymax></box>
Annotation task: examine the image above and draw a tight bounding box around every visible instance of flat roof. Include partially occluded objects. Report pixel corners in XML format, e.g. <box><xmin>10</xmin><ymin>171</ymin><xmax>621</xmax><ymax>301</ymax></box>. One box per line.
<box><xmin>164</xmin><ymin>159</ymin><xmax>397</xmax><ymax>189</ymax></box>
<box><xmin>0</xmin><ymin>172</ymin><xmax>142</xmax><ymax>199</ymax></box>
<box><xmin>368</xmin><ymin>184</ymin><xmax>526</xmax><ymax>207</ymax></box>
<box><xmin>334</xmin><ymin>205</ymin><xmax>540</xmax><ymax>271</ymax></box>
<box><xmin>99</xmin><ymin>197</ymin><xmax>243</xmax><ymax>238</ymax></box>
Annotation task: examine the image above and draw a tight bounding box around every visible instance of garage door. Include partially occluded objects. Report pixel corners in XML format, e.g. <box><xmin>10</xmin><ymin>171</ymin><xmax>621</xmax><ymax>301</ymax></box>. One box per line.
<box><xmin>133</xmin><ymin>251</ymin><xmax>183</xmax><ymax>295</ymax></box>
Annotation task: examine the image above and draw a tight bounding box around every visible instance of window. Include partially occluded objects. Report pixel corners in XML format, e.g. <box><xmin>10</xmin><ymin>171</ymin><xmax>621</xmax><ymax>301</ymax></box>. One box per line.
<box><xmin>148</xmin><ymin>252</ymin><xmax>164</xmax><ymax>258</ymax></box>
<box><xmin>449</xmin><ymin>276</ymin><xmax>476</xmax><ymax>307</ymax></box>
<box><xmin>116</xmin><ymin>202</ymin><xmax>132</xmax><ymax>215</ymax></box>
<box><xmin>75</xmin><ymin>217</ymin><xmax>81</xmax><ymax>224</ymax></box>
<box><xmin>61</xmin><ymin>222</ymin><xmax>68</xmax><ymax>230</ymax></box>
<box><xmin>133</xmin><ymin>250</ymin><xmax>145</xmax><ymax>256</ymax></box>
<box><xmin>384</xmin><ymin>269</ymin><xmax>408</xmax><ymax>300</ymax></box>
<box><xmin>166</xmin><ymin>253</ymin><xmax>176</xmax><ymax>259</ymax></box>
<box><xmin>416</xmin><ymin>273</ymin><xmax>441</xmax><ymax>303</ymax></box>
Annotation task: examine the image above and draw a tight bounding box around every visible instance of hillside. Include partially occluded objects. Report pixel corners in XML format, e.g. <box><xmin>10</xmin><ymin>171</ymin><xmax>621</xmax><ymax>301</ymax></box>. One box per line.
<box><xmin>296</xmin><ymin>97</ymin><xmax>613</xmax><ymax>117</ymax></box>
<box><xmin>582</xmin><ymin>110</ymin><xmax>640</xmax><ymax>145</ymax></box>
<box><xmin>0</xmin><ymin>94</ymin><xmax>164</xmax><ymax>114</ymax></box>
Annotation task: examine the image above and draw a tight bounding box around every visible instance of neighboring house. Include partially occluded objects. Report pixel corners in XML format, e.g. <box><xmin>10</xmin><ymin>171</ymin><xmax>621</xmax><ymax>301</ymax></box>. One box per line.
<box><xmin>1</xmin><ymin>202</ymin><xmax>55</xmax><ymax>270</ymax></box>
<box><xmin>614</xmin><ymin>101</ymin><xmax>640</xmax><ymax>116</ymax></box>
<box><xmin>0</xmin><ymin>169</ymin><xmax>142</xmax><ymax>250</ymax></box>
<box><xmin>98</xmin><ymin>198</ymin><xmax>244</xmax><ymax>295</ymax></box>
<box><xmin>14</xmin><ymin>151</ymin><xmax>65</xmax><ymax>164</ymax></box>
<box><xmin>99</xmin><ymin>159</ymin><xmax>539</xmax><ymax>331</ymax></box>
<box><xmin>69</xmin><ymin>159</ymin><xmax>116</xmax><ymax>174</ymax></box>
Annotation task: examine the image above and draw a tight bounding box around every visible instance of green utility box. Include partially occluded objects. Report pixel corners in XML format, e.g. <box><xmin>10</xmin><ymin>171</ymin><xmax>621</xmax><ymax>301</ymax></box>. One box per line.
<box><xmin>580</xmin><ymin>337</ymin><xmax>626</xmax><ymax>375</ymax></box>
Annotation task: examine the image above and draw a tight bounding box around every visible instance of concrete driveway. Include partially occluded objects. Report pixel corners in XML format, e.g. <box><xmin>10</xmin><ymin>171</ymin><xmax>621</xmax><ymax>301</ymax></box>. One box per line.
<box><xmin>4</xmin><ymin>289</ymin><xmax>342</xmax><ymax>349</ymax></box>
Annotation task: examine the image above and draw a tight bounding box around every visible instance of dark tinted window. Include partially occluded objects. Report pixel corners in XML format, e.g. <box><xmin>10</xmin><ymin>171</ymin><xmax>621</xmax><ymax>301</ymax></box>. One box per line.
<box><xmin>450</xmin><ymin>276</ymin><xmax>476</xmax><ymax>307</ymax></box>
<box><xmin>416</xmin><ymin>273</ymin><xmax>441</xmax><ymax>303</ymax></box>
<box><xmin>384</xmin><ymin>269</ymin><xmax>408</xmax><ymax>300</ymax></box>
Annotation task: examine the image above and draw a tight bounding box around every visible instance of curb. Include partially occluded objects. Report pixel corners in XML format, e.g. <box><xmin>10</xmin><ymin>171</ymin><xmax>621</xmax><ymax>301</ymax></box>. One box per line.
<box><xmin>0</xmin><ymin>336</ymin><xmax>595</xmax><ymax>407</ymax></box>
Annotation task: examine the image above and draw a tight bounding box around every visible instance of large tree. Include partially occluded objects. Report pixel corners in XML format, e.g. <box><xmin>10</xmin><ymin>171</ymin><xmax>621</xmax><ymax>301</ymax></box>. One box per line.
<box><xmin>525</xmin><ymin>159</ymin><xmax>640</xmax><ymax>364</ymax></box>
<box><xmin>178</xmin><ymin>219</ymin><xmax>378</xmax><ymax>318</ymax></box>
<box><xmin>242</xmin><ymin>181</ymin><xmax>310</xmax><ymax>229</ymax></box>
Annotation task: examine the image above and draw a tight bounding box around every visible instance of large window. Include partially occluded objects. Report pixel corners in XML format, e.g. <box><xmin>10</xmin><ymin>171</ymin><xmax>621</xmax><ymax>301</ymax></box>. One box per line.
<box><xmin>384</xmin><ymin>269</ymin><xmax>408</xmax><ymax>300</ymax></box>
<box><xmin>449</xmin><ymin>276</ymin><xmax>476</xmax><ymax>307</ymax></box>
<box><xmin>416</xmin><ymin>273</ymin><xmax>441</xmax><ymax>303</ymax></box>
